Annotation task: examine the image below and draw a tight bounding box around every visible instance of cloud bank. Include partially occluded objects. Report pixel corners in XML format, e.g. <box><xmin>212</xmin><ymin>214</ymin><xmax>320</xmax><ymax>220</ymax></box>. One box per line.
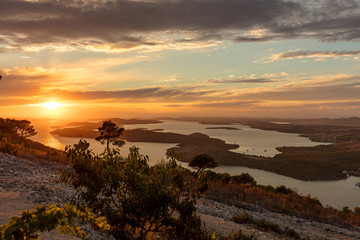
<box><xmin>1</xmin><ymin>0</ymin><xmax>360</xmax><ymax>51</ymax></box>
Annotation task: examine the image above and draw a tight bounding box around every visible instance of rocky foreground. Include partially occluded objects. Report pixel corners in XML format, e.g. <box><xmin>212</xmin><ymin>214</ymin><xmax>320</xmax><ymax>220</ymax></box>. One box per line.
<box><xmin>1</xmin><ymin>152</ymin><xmax>360</xmax><ymax>240</ymax></box>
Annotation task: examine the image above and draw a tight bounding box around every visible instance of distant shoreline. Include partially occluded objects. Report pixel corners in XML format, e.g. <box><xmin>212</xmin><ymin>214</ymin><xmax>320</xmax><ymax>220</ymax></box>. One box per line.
<box><xmin>205</xmin><ymin>127</ymin><xmax>241</xmax><ymax>130</ymax></box>
<box><xmin>50</xmin><ymin>118</ymin><xmax>360</xmax><ymax>181</ymax></box>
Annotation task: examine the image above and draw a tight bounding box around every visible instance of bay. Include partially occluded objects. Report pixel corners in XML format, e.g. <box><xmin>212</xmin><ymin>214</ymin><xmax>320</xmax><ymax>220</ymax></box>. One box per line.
<box><xmin>31</xmin><ymin>119</ymin><xmax>360</xmax><ymax>209</ymax></box>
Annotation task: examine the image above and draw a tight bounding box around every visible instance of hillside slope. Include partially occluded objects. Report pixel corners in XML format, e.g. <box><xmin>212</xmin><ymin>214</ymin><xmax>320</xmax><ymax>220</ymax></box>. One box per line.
<box><xmin>1</xmin><ymin>152</ymin><xmax>360</xmax><ymax>239</ymax></box>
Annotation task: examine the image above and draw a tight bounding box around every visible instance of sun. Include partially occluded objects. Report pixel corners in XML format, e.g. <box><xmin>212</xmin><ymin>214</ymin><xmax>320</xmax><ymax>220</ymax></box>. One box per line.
<box><xmin>43</xmin><ymin>101</ymin><xmax>62</xmax><ymax>111</ymax></box>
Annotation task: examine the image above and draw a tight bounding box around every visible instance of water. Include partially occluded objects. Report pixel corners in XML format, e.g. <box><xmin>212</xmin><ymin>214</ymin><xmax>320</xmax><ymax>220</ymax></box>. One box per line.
<box><xmin>30</xmin><ymin>119</ymin><xmax>360</xmax><ymax>209</ymax></box>
<box><xmin>215</xmin><ymin>166</ymin><xmax>360</xmax><ymax>209</ymax></box>
<box><xmin>55</xmin><ymin>136</ymin><xmax>177</xmax><ymax>166</ymax></box>
<box><xmin>124</xmin><ymin>120</ymin><xmax>329</xmax><ymax>157</ymax></box>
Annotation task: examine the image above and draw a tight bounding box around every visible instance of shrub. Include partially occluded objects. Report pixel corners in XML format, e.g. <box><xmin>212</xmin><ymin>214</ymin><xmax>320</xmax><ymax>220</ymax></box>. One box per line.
<box><xmin>220</xmin><ymin>173</ymin><xmax>231</xmax><ymax>184</ymax></box>
<box><xmin>233</xmin><ymin>212</ymin><xmax>251</xmax><ymax>224</ymax></box>
<box><xmin>210</xmin><ymin>231</ymin><xmax>257</xmax><ymax>240</ymax></box>
<box><xmin>255</xmin><ymin>220</ymin><xmax>282</xmax><ymax>233</ymax></box>
<box><xmin>61</xmin><ymin>140</ymin><xmax>207</xmax><ymax>239</ymax></box>
<box><xmin>231</xmin><ymin>173</ymin><xmax>256</xmax><ymax>185</ymax></box>
<box><xmin>274</xmin><ymin>185</ymin><xmax>294</xmax><ymax>195</ymax></box>
<box><xmin>0</xmin><ymin>204</ymin><xmax>109</xmax><ymax>240</ymax></box>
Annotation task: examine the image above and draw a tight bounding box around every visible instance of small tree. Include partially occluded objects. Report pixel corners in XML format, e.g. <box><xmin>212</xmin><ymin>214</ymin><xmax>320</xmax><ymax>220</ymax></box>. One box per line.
<box><xmin>15</xmin><ymin>120</ymin><xmax>37</xmax><ymax>138</ymax></box>
<box><xmin>61</xmin><ymin>141</ymin><xmax>205</xmax><ymax>239</ymax></box>
<box><xmin>95</xmin><ymin>120</ymin><xmax>125</xmax><ymax>153</ymax></box>
<box><xmin>231</xmin><ymin>173</ymin><xmax>256</xmax><ymax>185</ymax></box>
<box><xmin>189</xmin><ymin>153</ymin><xmax>218</xmax><ymax>175</ymax></box>
<box><xmin>0</xmin><ymin>118</ymin><xmax>36</xmax><ymax>139</ymax></box>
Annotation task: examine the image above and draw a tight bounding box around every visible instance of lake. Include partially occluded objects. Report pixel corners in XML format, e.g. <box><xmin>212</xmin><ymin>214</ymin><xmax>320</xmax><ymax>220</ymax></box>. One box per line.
<box><xmin>31</xmin><ymin>119</ymin><xmax>360</xmax><ymax>209</ymax></box>
<box><xmin>123</xmin><ymin>120</ymin><xmax>330</xmax><ymax>157</ymax></box>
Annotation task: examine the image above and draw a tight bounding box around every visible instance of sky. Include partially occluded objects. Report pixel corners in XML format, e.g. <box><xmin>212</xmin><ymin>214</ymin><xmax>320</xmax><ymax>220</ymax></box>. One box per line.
<box><xmin>0</xmin><ymin>0</ymin><xmax>360</xmax><ymax>120</ymax></box>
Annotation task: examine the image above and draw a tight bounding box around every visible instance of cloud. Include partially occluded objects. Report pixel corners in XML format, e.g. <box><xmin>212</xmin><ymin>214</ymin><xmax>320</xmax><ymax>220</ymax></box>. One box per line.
<box><xmin>1</xmin><ymin>65</ymin><xmax>360</xmax><ymax>118</ymax></box>
<box><xmin>0</xmin><ymin>67</ymin><xmax>53</xmax><ymax>97</ymax></box>
<box><xmin>233</xmin><ymin>75</ymin><xmax>360</xmax><ymax>102</ymax></box>
<box><xmin>50</xmin><ymin>86</ymin><xmax>218</xmax><ymax>103</ymax></box>
<box><xmin>0</xmin><ymin>0</ymin><xmax>359</xmax><ymax>52</ymax></box>
<box><xmin>155</xmin><ymin>75</ymin><xmax>181</xmax><ymax>84</ymax></box>
<box><xmin>207</xmin><ymin>78</ymin><xmax>274</xmax><ymax>84</ymax></box>
<box><xmin>260</xmin><ymin>50</ymin><xmax>360</xmax><ymax>62</ymax></box>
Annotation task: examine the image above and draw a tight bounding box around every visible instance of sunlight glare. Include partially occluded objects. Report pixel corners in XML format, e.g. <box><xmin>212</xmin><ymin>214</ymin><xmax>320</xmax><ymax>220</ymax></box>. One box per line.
<box><xmin>43</xmin><ymin>101</ymin><xmax>62</xmax><ymax>111</ymax></box>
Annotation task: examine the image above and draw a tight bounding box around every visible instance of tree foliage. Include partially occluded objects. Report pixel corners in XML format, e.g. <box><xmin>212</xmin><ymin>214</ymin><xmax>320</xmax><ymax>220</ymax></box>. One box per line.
<box><xmin>0</xmin><ymin>204</ymin><xmax>109</xmax><ymax>240</ymax></box>
<box><xmin>14</xmin><ymin>120</ymin><xmax>37</xmax><ymax>138</ymax></box>
<box><xmin>0</xmin><ymin>118</ymin><xmax>37</xmax><ymax>139</ymax></box>
<box><xmin>61</xmin><ymin>138</ymin><xmax>207</xmax><ymax>239</ymax></box>
<box><xmin>231</xmin><ymin>173</ymin><xmax>256</xmax><ymax>185</ymax></box>
<box><xmin>189</xmin><ymin>153</ymin><xmax>218</xmax><ymax>175</ymax></box>
<box><xmin>95</xmin><ymin>120</ymin><xmax>125</xmax><ymax>153</ymax></box>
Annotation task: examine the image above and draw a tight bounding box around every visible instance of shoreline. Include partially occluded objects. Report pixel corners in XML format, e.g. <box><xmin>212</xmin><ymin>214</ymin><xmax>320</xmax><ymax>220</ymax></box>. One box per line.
<box><xmin>50</xmin><ymin>122</ymin><xmax>360</xmax><ymax>181</ymax></box>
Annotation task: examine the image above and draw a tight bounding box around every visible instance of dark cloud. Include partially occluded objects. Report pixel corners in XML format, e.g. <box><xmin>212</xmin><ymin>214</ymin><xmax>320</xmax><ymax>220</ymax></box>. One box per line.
<box><xmin>1</xmin><ymin>0</ymin><xmax>359</xmax><ymax>49</ymax></box>
<box><xmin>207</xmin><ymin>78</ymin><xmax>273</xmax><ymax>84</ymax></box>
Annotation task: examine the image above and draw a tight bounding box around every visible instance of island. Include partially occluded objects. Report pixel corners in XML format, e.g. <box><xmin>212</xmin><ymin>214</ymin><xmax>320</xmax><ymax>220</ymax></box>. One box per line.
<box><xmin>50</xmin><ymin>117</ymin><xmax>360</xmax><ymax>181</ymax></box>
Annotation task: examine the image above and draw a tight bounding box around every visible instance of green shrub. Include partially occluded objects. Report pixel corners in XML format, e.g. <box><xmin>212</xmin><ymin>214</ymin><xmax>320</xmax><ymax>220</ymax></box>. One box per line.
<box><xmin>0</xmin><ymin>204</ymin><xmax>109</xmax><ymax>240</ymax></box>
<box><xmin>61</xmin><ymin>139</ymin><xmax>207</xmax><ymax>239</ymax></box>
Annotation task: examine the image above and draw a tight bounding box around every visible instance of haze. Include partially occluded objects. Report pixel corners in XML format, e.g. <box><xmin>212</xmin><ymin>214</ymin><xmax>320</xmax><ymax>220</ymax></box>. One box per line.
<box><xmin>0</xmin><ymin>0</ymin><xmax>360</xmax><ymax>120</ymax></box>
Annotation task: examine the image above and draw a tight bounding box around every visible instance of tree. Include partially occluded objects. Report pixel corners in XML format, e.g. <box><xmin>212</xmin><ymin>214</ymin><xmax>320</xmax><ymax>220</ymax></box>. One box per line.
<box><xmin>0</xmin><ymin>118</ymin><xmax>36</xmax><ymax>139</ymax></box>
<box><xmin>61</xmin><ymin>141</ymin><xmax>205</xmax><ymax>239</ymax></box>
<box><xmin>189</xmin><ymin>153</ymin><xmax>218</xmax><ymax>175</ymax></box>
<box><xmin>15</xmin><ymin>120</ymin><xmax>37</xmax><ymax>138</ymax></box>
<box><xmin>231</xmin><ymin>173</ymin><xmax>256</xmax><ymax>185</ymax></box>
<box><xmin>95</xmin><ymin>120</ymin><xmax>125</xmax><ymax>153</ymax></box>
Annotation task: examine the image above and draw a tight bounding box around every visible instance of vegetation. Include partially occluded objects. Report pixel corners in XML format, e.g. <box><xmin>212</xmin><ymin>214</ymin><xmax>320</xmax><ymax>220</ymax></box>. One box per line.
<box><xmin>95</xmin><ymin>120</ymin><xmax>125</xmax><ymax>153</ymax></box>
<box><xmin>0</xmin><ymin>118</ymin><xmax>66</xmax><ymax>163</ymax></box>
<box><xmin>0</xmin><ymin>118</ymin><xmax>37</xmax><ymax>139</ymax></box>
<box><xmin>210</xmin><ymin>231</ymin><xmax>257</xmax><ymax>240</ymax></box>
<box><xmin>205</xmin><ymin>172</ymin><xmax>360</xmax><ymax>227</ymax></box>
<box><xmin>2</xmin><ymin>118</ymin><xmax>360</xmax><ymax>239</ymax></box>
<box><xmin>60</xmin><ymin>137</ymin><xmax>209</xmax><ymax>239</ymax></box>
<box><xmin>49</xmin><ymin>117</ymin><xmax>360</xmax><ymax>180</ymax></box>
<box><xmin>0</xmin><ymin>204</ymin><xmax>109</xmax><ymax>240</ymax></box>
<box><xmin>233</xmin><ymin>212</ymin><xmax>302</xmax><ymax>239</ymax></box>
<box><xmin>175</xmin><ymin>142</ymin><xmax>360</xmax><ymax>181</ymax></box>
<box><xmin>189</xmin><ymin>153</ymin><xmax>218</xmax><ymax>175</ymax></box>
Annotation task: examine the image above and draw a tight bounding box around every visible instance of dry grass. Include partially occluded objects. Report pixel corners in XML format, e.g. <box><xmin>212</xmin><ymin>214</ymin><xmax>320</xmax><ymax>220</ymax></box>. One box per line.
<box><xmin>0</xmin><ymin>137</ymin><xmax>67</xmax><ymax>165</ymax></box>
<box><xmin>205</xmin><ymin>177</ymin><xmax>360</xmax><ymax>228</ymax></box>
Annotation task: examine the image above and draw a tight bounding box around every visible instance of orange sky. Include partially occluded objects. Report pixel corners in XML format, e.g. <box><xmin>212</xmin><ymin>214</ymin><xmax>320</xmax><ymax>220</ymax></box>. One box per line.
<box><xmin>1</xmin><ymin>0</ymin><xmax>360</xmax><ymax>120</ymax></box>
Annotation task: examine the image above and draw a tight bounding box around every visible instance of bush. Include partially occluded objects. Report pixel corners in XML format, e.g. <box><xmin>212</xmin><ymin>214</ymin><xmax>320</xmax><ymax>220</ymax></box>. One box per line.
<box><xmin>0</xmin><ymin>204</ymin><xmax>109</xmax><ymax>240</ymax></box>
<box><xmin>210</xmin><ymin>231</ymin><xmax>257</xmax><ymax>240</ymax></box>
<box><xmin>61</xmin><ymin>140</ymin><xmax>207</xmax><ymax>239</ymax></box>
<box><xmin>233</xmin><ymin>212</ymin><xmax>251</xmax><ymax>224</ymax></box>
<box><xmin>231</xmin><ymin>173</ymin><xmax>256</xmax><ymax>185</ymax></box>
<box><xmin>274</xmin><ymin>185</ymin><xmax>294</xmax><ymax>195</ymax></box>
